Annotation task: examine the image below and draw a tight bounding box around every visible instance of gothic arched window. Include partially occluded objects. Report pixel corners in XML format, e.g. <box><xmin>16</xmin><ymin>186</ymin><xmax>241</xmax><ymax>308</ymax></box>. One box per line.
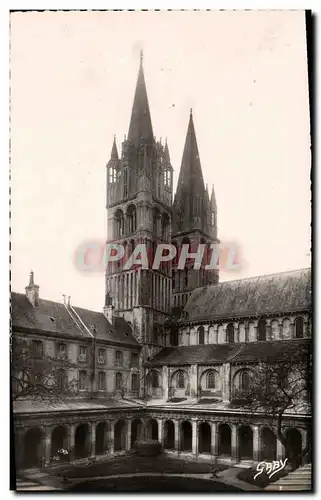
<box><xmin>258</xmin><ymin>319</ymin><xmax>267</xmax><ymax>341</ymax></box>
<box><xmin>226</xmin><ymin>323</ymin><xmax>235</xmax><ymax>343</ymax></box>
<box><xmin>198</xmin><ymin>326</ymin><xmax>205</xmax><ymax>345</ymax></box>
<box><xmin>207</xmin><ymin>371</ymin><xmax>216</xmax><ymax>389</ymax></box>
<box><xmin>241</xmin><ymin>371</ymin><xmax>250</xmax><ymax>391</ymax></box>
<box><xmin>294</xmin><ymin>317</ymin><xmax>304</xmax><ymax>338</ymax></box>
<box><xmin>115</xmin><ymin>209</ymin><xmax>125</xmax><ymax>238</ymax></box>
<box><xmin>127</xmin><ymin>204</ymin><xmax>137</xmax><ymax>234</ymax></box>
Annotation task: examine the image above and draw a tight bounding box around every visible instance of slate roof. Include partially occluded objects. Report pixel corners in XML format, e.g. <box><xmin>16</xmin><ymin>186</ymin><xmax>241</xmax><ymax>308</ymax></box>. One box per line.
<box><xmin>13</xmin><ymin>397</ymin><xmax>144</xmax><ymax>415</ymax></box>
<box><xmin>146</xmin><ymin>339</ymin><xmax>310</xmax><ymax>366</ymax></box>
<box><xmin>11</xmin><ymin>292</ymin><xmax>139</xmax><ymax>346</ymax></box>
<box><xmin>184</xmin><ymin>268</ymin><xmax>311</xmax><ymax>322</ymax></box>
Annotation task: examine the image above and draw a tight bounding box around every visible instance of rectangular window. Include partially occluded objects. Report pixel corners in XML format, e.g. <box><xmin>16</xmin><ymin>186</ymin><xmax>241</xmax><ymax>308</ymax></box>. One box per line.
<box><xmin>131</xmin><ymin>373</ymin><xmax>139</xmax><ymax>391</ymax></box>
<box><xmin>131</xmin><ymin>352</ymin><xmax>139</xmax><ymax>367</ymax></box>
<box><xmin>98</xmin><ymin>371</ymin><xmax>106</xmax><ymax>391</ymax></box>
<box><xmin>115</xmin><ymin>372</ymin><xmax>123</xmax><ymax>390</ymax></box>
<box><xmin>79</xmin><ymin>370</ymin><xmax>87</xmax><ymax>390</ymax></box>
<box><xmin>79</xmin><ymin>345</ymin><xmax>87</xmax><ymax>362</ymax></box>
<box><xmin>97</xmin><ymin>348</ymin><xmax>106</xmax><ymax>364</ymax></box>
<box><xmin>56</xmin><ymin>343</ymin><xmax>67</xmax><ymax>359</ymax></box>
<box><xmin>31</xmin><ymin>340</ymin><xmax>43</xmax><ymax>358</ymax></box>
<box><xmin>115</xmin><ymin>350</ymin><xmax>123</xmax><ymax>367</ymax></box>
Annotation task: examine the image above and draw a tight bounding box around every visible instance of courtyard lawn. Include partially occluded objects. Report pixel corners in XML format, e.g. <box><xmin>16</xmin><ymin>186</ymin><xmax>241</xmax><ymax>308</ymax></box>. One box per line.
<box><xmin>57</xmin><ymin>454</ymin><xmax>228</xmax><ymax>479</ymax></box>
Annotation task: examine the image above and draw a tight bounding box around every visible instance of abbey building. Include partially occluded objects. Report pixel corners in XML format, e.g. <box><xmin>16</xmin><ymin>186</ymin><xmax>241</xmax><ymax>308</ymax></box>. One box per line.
<box><xmin>12</xmin><ymin>54</ymin><xmax>311</xmax><ymax>470</ymax></box>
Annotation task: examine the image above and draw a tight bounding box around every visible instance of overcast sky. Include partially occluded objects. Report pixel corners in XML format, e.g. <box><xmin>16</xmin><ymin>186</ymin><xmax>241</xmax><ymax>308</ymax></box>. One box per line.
<box><xmin>11</xmin><ymin>10</ymin><xmax>311</xmax><ymax>311</ymax></box>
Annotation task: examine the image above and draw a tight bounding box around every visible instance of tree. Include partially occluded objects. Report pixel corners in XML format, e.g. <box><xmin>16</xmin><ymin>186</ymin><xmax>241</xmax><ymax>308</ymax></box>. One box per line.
<box><xmin>233</xmin><ymin>341</ymin><xmax>312</xmax><ymax>469</ymax></box>
<box><xmin>11</xmin><ymin>337</ymin><xmax>78</xmax><ymax>401</ymax></box>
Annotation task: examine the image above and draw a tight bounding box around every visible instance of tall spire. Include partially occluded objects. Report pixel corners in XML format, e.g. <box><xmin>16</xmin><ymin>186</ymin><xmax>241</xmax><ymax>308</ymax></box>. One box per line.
<box><xmin>163</xmin><ymin>138</ymin><xmax>170</xmax><ymax>163</ymax></box>
<box><xmin>111</xmin><ymin>135</ymin><xmax>118</xmax><ymax>159</ymax></box>
<box><xmin>127</xmin><ymin>52</ymin><xmax>154</xmax><ymax>146</ymax></box>
<box><xmin>210</xmin><ymin>184</ymin><xmax>217</xmax><ymax>210</ymax></box>
<box><xmin>175</xmin><ymin>110</ymin><xmax>205</xmax><ymax>200</ymax></box>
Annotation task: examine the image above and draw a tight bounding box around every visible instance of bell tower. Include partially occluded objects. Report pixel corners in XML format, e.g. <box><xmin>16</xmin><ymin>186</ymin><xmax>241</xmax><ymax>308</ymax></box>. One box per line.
<box><xmin>105</xmin><ymin>53</ymin><xmax>173</xmax><ymax>361</ymax></box>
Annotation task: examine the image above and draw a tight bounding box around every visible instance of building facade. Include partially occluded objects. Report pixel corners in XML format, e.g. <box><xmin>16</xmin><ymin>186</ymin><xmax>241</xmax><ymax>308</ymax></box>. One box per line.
<box><xmin>12</xmin><ymin>55</ymin><xmax>311</xmax><ymax>471</ymax></box>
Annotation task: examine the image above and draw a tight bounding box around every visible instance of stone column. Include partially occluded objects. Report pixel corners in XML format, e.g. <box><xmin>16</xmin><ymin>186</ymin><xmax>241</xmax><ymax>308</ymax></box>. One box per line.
<box><xmin>90</xmin><ymin>422</ymin><xmax>96</xmax><ymax>458</ymax></box>
<box><xmin>163</xmin><ymin>365</ymin><xmax>169</xmax><ymax>401</ymax></box>
<box><xmin>14</xmin><ymin>427</ymin><xmax>25</xmax><ymax>469</ymax></box>
<box><xmin>233</xmin><ymin>322</ymin><xmax>239</xmax><ymax>343</ymax></box>
<box><xmin>211</xmin><ymin>422</ymin><xmax>218</xmax><ymax>458</ymax></box>
<box><xmin>68</xmin><ymin>423</ymin><xmax>76</xmax><ymax>460</ymax></box>
<box><xmin>265</xmin><ymin>318</ymin><xmax>272</xmax><ymax>340</ymax></box>
<box><xmin>157</xmin><ymin>419</ymin><xmax>163</xmax><ymax>446</ymax></box>
<box><xmin>109</xmin><ymin>421</ymin><xmax>115</xmax><ymax>455</ymax></box>
<box><xmin>126</xmin><ymin>420</ymin><xmax>132</xmax><ymax>451</ymax></box>
<box><xmin>252</xmin><ymin>425</ymin><xmax>260</xmax><ymax>462</ymax></box>
<box><xmin>44</xmin><ymin>426</ymin><xmax>52</xmax><ymax>466</ymax></box>
<box><xmin>221</xmin><ymin>363</ymin><xmax>231</xmax><ymax>403</ymax></box>
<box><xmin>174</xmin><ymin>420</ymin><xmax>180</xmax><ymax>453</ymax></box>
<box><xmin>190</xmin><ymin>364</ymin><xmax>198</xmax><ymax>399</ymax></box>
<box><xmin>192</xmin><ymin>420</ymin><xmax>198</xmax><ymax>457</ymax></box>
<box><xmin>300</xmin><ymin>428</ymin><xmax>309</xmax><ymax>464</ymax></box>
<box><xmin>204</xmin><ymin>325</ymin><xmax>209</xmax><ymax>344</ymax></box>
<box><xmin>276</xmin><ymin>438</ymin><xmax>285</xmax><ymax>461</ymax></box>
<box><xmin>244</xmin><ymin>323</ymin><xmax>249</xmax><ymax>342</ymax></box>
<box><xmin>231</xmin><ymin>424</ymin><xmax>238</xmax><ymax>463</ymax></box>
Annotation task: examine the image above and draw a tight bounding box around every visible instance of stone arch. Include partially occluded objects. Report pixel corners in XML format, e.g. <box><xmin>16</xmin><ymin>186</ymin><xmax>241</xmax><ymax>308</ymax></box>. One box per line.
<box><xmin>226</xmin><ymin>323</ymin><xmax>235</xmax><ymax>343</ymax></box>
<box><xmin>257</xmin><ymin>318</ymin><xmax>267</xmax><ymax>341</ymax></box>
<box><xmin>199</xmin><ymin>421</ymin><xmax>211</xmax><ymax>454</ymax></box>
<box><xmin>131</xmin><ymin>418</ymin><xmax>144</xmax><ymax>448</ymax></box>
<box><xmin>271</xmin><ymin>319</ymin><xmax>280</xmax><ymax>340</ymax></box>
<box><xmin>146</xmin><ymin>419</ymin><xmax>159</xmax><ymax>441</ymax></box>
<box><xmin>164</xmin><ymin>420</ymin><xmax>175</xmax><ymax>449</ymax></box>
<box><xmin>294</xmin><ymin>316</ymin><xmax>304</xmax><ymax>339</ymax></box>
<box><xmin>126</xmin><ymin>204</ymin><xmax>137</xmax><ymax>234</ymax></box>
<box><xmin>282</xmin><ymin>318</ymin><xmax>291</xmax><ymax>340</ymax></box>
<box><xmin>199</xmin><ymin>369</ymin><xmax>221</xmax><ymax>396</ymax></box>
<box><xmin>146</xmin><ymin>369</ymin><xmax>163</xmax><ymax>399</ymax></box>
<box><xmin>95</xmin><ymin>422</ymin><xmax>108</xmax><ymax>455</ymax></box>
<box><xmin>218</xmin><ymin>424</ymin><xmax>231</xmax><ymax>456</ymax></box>
<box><xmin>23</xmin><ymin>427</ymin><xmax>43</xmax><ymax>468</ymax></box>
<box><xmin>115</xmin><ymin>208</ymin><xmax>125</xmax><ymax>238</ymax></box>
<box><xmin>238</xmin><ymin>425</ymin><xmax>253</xmax><ymax>459</ymax></box>
<box><xmin>75</xmin><ymin>423</ymin><xmax>90</xmax><ymax>459</ymax></box>
<box><xmin>170</xmin><ymin>369</ymin><xmax>189</xmax><ymax>399</ymax></box>
<box><xmin>198</xmin><ymin>325</ymin><xmax>205</xmax><ymax>345</ymax></box>
<box><xmin>161</xmin><ymin>212</ymin><xmax>170</xmax><ymax>241</ymax></box>
<box><xmin>233</xmin><ymin>368</ymin><xmax>253</xmax><ymax>392</ymax></box>
<box><xmin>51</xmin><ymin>425</ymin><xmax>67</xmax><ymax>457</ymax></box>
<box><xmin>114</xmin><ymin>420</ymin><xmax>127</xmax><ymax>452</ymax></box>
<box><xmin>180</xmin><ymin>421</ymin><xmax>192</xmax><ymax>451</ymax></box>
<box><xmin>286</xmin><ymin>427</ymin><xmax>303</xmax><ymax>467</ymax></box>
<box><xmin>261</xmin><ymin>427</ymin><xmax>276</xmax><ymax>461</ymax></box>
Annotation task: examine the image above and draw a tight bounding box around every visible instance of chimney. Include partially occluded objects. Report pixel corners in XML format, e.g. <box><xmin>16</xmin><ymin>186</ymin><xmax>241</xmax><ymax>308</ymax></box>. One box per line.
<box><xmin>103</xmin><ymin>292</ymin><xmax>114</xmax><ymax>324</ymax></box>
<box><xmin>25</xmin><ymin>270</ymin><xmax>40</xmax><ymax>307</ymax></box>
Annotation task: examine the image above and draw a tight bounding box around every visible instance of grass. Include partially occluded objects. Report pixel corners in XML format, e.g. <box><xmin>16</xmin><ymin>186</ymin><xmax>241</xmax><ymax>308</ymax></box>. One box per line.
<box><xmin>237</xmin><ymin>467</ymin><xmax>288</xmax><ymax>489</ymax></box>
<box><xmin>57</xmin><ymin>454</ymin><xmax>228</xmax><ymax>479</ymax></box>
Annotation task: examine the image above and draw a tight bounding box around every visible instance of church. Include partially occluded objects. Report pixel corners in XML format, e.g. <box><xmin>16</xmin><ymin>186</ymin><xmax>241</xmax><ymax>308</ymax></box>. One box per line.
<box><xmin>12</xmin><ymin>53</ymin><xmax>311</xmax><ymax>470</ymax></box>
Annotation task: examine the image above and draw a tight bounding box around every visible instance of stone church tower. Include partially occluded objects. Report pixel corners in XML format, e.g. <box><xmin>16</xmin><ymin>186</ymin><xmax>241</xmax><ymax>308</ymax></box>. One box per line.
<box><xmin>105</xmin><ymin>53</ymin><xmax>173</xmax><ymax>362</ymax></box>
<box><xmin>171</xmin><ymin>110</ymin><xmax>219</xmax><ymax>312</ymax></box>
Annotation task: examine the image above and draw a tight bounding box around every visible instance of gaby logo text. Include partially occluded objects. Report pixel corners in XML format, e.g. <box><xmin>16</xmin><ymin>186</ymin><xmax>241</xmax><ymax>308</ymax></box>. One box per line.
<box><xmin>254</xmin><ymin>459</ymin><xmax>288</xmax><ymax>480</ymax></box>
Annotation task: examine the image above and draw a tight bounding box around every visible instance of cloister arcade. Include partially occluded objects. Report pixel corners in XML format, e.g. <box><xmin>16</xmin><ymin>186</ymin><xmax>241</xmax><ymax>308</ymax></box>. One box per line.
<box><xmin>15</xmin><ymin>417</ymin><xmax>308</xmax><ymax>470</ymax></box>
